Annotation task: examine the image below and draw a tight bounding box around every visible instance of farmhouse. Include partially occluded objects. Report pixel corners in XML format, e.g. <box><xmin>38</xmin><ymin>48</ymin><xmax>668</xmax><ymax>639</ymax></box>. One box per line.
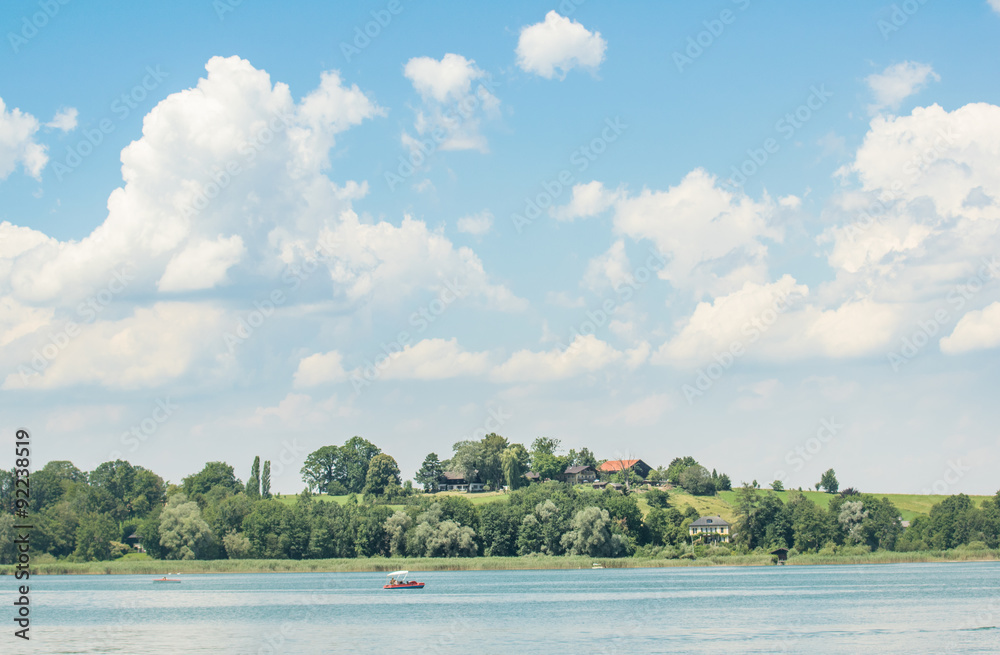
<box><xmin>688</xmin><ymin>515</ymin><xmax>731</xmax><ymax>543</ymax></box>
<box><xmin>562</xmin><ymin>465</ymin><xmax>597</xmax><ymax>484</ymax></box>
<box><xmin>597</xmin><ymin>459</ymin><xmax>652</xmax><ymax>479</ymax></box>
<box><xmin>438</xmin><ymin>471</ymin><xmax>484</xmax><ymax>492</ymax></box>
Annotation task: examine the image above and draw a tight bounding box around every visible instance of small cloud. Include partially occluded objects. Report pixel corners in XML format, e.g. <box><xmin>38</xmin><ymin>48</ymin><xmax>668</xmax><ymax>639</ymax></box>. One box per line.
<box><xmin>516</xmin><ymin>11</ymin><xmax>607</xmax><ymax>80</ymax></box>
<box><xmin>866</xmin><ymin>61</ymin><xmax>940</xmax><ymax>115</ymax></box>
<box><xmin>46</xmin><ymin>107</ymin><xmax>78</xmax><ymax>132</ymax></box>
<box><xmin>550</xmin><ymin>181</ymin><xmax>622</xmax><ymax>221</ymax></box>
<box><xmin>990</xmin><ymin>0</ymin><xmax>1000</xmax><ymax>15</ymax></box>
<box><xmin>457</xmin><ymin>210</ymin><xmax>494</xmax><ymax>236</ymax></box>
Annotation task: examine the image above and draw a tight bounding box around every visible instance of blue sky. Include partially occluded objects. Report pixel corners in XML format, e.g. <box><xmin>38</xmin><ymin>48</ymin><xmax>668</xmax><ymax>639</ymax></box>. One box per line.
<box><xmin>2</xmin><ymin>0</ymin><xmax>1000</xmax><ymax>494</ymax></box>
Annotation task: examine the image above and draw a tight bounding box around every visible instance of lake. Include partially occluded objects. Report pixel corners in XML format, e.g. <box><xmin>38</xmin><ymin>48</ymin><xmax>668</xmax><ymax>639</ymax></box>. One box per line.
<box><xmin>8</xmin><ymin>562</ymin><xmax>1000</xmax><ymax>653</ymax></box>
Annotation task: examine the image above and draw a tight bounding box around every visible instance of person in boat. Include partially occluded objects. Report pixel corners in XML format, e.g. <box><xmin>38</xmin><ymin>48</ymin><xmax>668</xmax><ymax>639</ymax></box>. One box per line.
<box><xmin>389</xmin><ymin>577</ymin><xmax>396</xmax><ymax>585</ymax></box>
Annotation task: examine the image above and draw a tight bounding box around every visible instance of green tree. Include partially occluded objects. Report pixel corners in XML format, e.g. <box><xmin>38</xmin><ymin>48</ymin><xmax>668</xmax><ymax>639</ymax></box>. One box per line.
<box><xmin>247</xmin><ymin>456</ymin><xmax>261</xmax><ymax>499</ymax></box>
<box><xmin>300</xmin><ymin>445</ymin><xmax>341</xmax><ymax>493</ymax></box>
<box><xmin>222</xmin><ymin>531</ymin><xmax>252</xmax><ymax>559</ymax></box>
<box><xmin>448</xmin><ymin>440</ymin><xmax>482</xmax><ymax>487</ymax></box>
<box><xmin>560</xmin><ymin>507</ymin><xmax>627</xmax><ymax>557</ymax></box>
<box><xmin>501</xmin><ymin>446</ymin><xmax>527</xmax><ymax>490</ymax></box>
<box><xmin>182</xmin><ymin>462</ymin><xmax>242</xmax><ymax>499</ymax></box>
<box><xmin>679</xmin><ymin>465</ymin><xmax>716</xmax><ymax>495</ymax></box>
<box><xmin>0</xmin><ymin>513</ymin><xmax>16</xmax><ymax>565</ymax></box>
<box><xmin>339</xmin><ymin>437</ymin><xmax>382</xmax><ymax>493</ymax></box>
<box><xmin>415</xmin><ymin>453</ymin><xmax>443</xmax><ymax>492</ymax></box>
<box><xmin>567</xmin><ymin>447</ymin><xmax>598</xmax><ymax>468</ymax></box>
<box><xmin>819</xmin><ymin>469</ymin><xmax>839</xmax><ymax>494</ymax></box>
<box><xmin>665</xmin><ymin>456</ymin><xmax>698</xmax><ymax>484</ymax></box>
<box><xmin>363</xmin><ymin>454</ymin><xmax>402</xmax><ymax>497</ymax></box>
<box><xmin>771</xmin><ymin>480</ymin><xmax>785</xmax><ymax>492</ymax></box>
<box><xmin>478</xmin><ymin>433</ymin><xmax>510</xmax><ymax>490</ymax></box>
<box><xmin>261</xmin><ymin>461</ymin><xmax>271</xmax><ymax>499</ymax></box>
<box><xmin>73</xmin><ymin>512</ymin><xmax>118</xmax><ymax>561</ymax></box>
<box><xmin>159</xmin><ymin>494</ymin><xmax>214</xmax><ymax>560</ymax></box>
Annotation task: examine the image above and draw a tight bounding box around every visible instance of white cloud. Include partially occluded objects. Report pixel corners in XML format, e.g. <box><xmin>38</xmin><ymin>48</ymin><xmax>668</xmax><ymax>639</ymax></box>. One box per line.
<box><xmin>618</xmin><ymin>392</ymin><xmax>672</xmax><ymax>427</ymax></box>
<box><xmin>941</xmin><ymin>302</ymin><xmax>1000</xmax><ymax>354</ymax></box>
<box><xmin>491</xmin><ymin>334</ymin><xmax>626</xmax><ymax>383</ymax></box>
<box><xmin>0</xmin><ymin>57</ymin><xmax>522</xmax><ymax>392</ymax></box>
<box><xmin>46</xmin><ymin>107</ymin><xmax>78</xmax><ymax>132</ymax></box>
<box><xmin>367</xmin><ymin>338</ymin><xmax>492</xmax><ymax>380</ymax></box>
<box><xmin>550</xmin><ymin>181</ymin><xmax>621</xmax><ymax>221</ymax></box>
<box><xmin>405</xmin><ymin>53</ymin><xmax>484</xmax><ymax>103</ymax></box>
<box><xmin>991</xmin><ymin>0</ymin><xmax>1000</xmax><ymax>15</ymax></box>
<box><xmin>654</xmin><ymin>276</ymin><xmax>808</xmax><ymax>366</ymax></box>
<box><xmin>402</xmin><ymin>53</ymin><xmax>499</xmax><ymax>154</ymax></box>
<box><xmin>866</xmin><ymin>61</ymin><xmax>939</xmax><ymax>115</ymax></box>
<box><xmin>456</xmin><ymin>210</ymin><xmax>493</xmax><ymax>236</ymax></box>
<box><xmin>613</xmin><ymin>168</ymin><xmax>781</xmax><ymax>296</ymax></box>
<box><xmin>583</xmin><ymin>239</ymin><xmax>633</xmax><ymax>291</ymax></box>
<box><xmin>157</xmin><ymin>234</ymin><xmax>246</xmax><ymax>292</ymax></box>
<box><xmin>2</xmin><ymin>303</ymin><xmax>227</xmax><ymax>390</ymax></box>
<box><xmin>0</xmin><ymin>97</ymin><xmax>47</xmax><ymax>180</ymax></box>
<box><xmin>516</xmin><ymin>11</ymin><xmax>607</xmax><ymax>79</ymax></box>
<box><xmin>293</xmin><ymin>350</ymin><xmax>349</xmax><ymax>387</ymax></box>
<box><xmin>321</xmin><ymin>211</ymin><xmax>526</xmax><ymax>311</ymax></box>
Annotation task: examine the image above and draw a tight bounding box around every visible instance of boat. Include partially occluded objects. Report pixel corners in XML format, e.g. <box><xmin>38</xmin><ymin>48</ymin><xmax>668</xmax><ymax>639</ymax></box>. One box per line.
<box><xmin>153</xmin><ymin>576</ymin><xmax>181</xmax><ymax>583</ymax></box>
<box><xmin>592</xmin><ymin>562</ymin><xmax>604</xmax><ymax>569</ymax></box>
<box><xmin>383</xmin><ymin>570</ymin><xmax>424</xmax><ymax>590</ymax></box>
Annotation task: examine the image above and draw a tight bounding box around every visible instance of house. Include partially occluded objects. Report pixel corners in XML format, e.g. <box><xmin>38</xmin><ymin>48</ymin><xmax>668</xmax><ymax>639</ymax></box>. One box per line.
<box><xmin>524</xmin><ymin>472</ymin><xmax>541</xmax><ymax>483</ymax></box>
<box><xmin>562</xmin><ymin>465</ymin><xmax>597</xmax><ymax>484</ymax></box>
<box><xmin>597</xmin><ymin>459</ymin><xmax>652</xmax><ymax>479</ymax></box>
<box><xmin>688</xmin><ymin>515</ymin><xmax>731</xmax><ymax>543</ymax></box>
<box><xmin>437</xmin><ymin>471</ymin><xmax>484</xmax><ymax>492</ymax></box>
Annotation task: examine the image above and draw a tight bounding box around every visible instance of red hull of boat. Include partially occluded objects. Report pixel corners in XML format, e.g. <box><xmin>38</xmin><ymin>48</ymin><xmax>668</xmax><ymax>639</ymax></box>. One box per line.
<box><xmin>383</xmin><ymin>582</ymin><xmax>425</xmax><ymax>589</ymax></box>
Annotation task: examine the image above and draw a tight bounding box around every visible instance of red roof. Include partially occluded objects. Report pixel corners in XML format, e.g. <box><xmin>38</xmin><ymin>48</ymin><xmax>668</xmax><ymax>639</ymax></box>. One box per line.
<box><xmin>598</xmin><ymin>459</ymin><xmax>641</xmax><ymax>472</ymax></box>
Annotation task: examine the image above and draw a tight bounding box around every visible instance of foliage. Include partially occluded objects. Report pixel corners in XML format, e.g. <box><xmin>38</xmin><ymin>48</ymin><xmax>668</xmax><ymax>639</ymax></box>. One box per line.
<box><xmin>159</xmin><ymin>494</ymin><xmax>214</xmax><ymax>560</ymax></box>
<box><xmin>415</xmin><ymin>453</ymin><xmax>443</xmax><ymax>492</ymax></box>
<box><xmin>363</xmin><ymin>454</ymin><xmax>402</xmax><ymax>497</ymax></box>
<box><xmin>247</xmin><ymin>456</ymin><xmax>261</xmax><ymax>499</ymax></box>
<box><xmin>819</xmin><ymin>469</ymin><xmax>839</xmax><ymax>494</ymax></box>
<box><xmin>680</xmin><ymin>465</ymin><xmax>716</xmax><ymax>496</ymax></box>
<box><xmin>261</xmin><ymin>461</ymin><xmax>271</xmax><ymax>499</ymax></box>
<box><xmin>560</xmin><ymin>507</ymin><xmax>627</xmax><ymax>557</ymax></box>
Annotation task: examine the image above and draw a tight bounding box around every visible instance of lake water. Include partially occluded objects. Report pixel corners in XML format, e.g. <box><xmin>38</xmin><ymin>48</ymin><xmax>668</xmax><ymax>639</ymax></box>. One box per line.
<box><xmin>7</xmin><ymin>562</ymin><xmax>1000</xmax><ymax>654</ymax></box>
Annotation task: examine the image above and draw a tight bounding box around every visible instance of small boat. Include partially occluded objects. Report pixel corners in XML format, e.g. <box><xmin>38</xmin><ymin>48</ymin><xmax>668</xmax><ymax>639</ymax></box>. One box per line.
<box><xmin>383</xmin><ymin>570</ymin><xmax>424</xmax><ymax>590</ymax></box>
<box><xmin>592</xmin><ymin>562</ymin><xmax>604</xmax><ymax>569</ymax></box>
<box><xmin>153</xmin><ymin>576</ymin><xmax>181</xmax><ymax>583</ymax></box>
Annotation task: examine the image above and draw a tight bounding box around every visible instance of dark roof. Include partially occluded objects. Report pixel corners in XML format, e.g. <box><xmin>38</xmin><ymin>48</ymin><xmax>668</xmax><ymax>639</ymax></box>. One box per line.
<box><xmin>440</xmin><ymin>471</ymin><xmax>479</xmax><ymax>481</ymax></box>
<box><xmin>690</xmin><ymin>515</ymin><xmax>730</xmax><ymax>527</ymax></box>
<box><xmin>524</xmin><ymin>472</ymin><xmax>541</xmax><ymax>480</ymax></box>
<box><xmin>564</xmin><ymin>465</ymin><xmax>593</xmax><ymax>475</ymax></box>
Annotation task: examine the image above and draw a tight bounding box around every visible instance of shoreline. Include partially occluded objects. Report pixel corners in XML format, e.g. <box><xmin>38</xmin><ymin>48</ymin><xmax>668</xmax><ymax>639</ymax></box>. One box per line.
<box><xmin>3</xmin><ymin>550</ymin><xmax>997</xmax><ymax>575</ymax></box>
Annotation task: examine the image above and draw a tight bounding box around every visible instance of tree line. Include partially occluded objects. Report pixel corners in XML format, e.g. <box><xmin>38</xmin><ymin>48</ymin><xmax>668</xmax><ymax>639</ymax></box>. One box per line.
<box><xmin>2</xmin><ymin>435</ymin><xmax>999</xmax><ymax>563</ymax></box>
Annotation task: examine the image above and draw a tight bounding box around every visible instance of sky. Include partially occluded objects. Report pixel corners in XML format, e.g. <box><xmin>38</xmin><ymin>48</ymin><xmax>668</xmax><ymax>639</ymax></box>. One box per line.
<box><xmin>2</xmin><ymin>0</ymin><xmax>1000</xmax><ymax>495</ymax></box>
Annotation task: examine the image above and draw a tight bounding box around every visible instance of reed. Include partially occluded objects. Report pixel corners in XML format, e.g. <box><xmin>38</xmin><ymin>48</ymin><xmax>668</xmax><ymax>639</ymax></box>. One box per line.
<box><xmin>2</xmin><ymin>549</ymin><xmax>995</xmax><ymax>576</ymax></box>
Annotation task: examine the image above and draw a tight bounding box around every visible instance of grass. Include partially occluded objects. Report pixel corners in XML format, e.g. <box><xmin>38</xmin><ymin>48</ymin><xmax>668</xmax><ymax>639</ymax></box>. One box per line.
<box><xmin>4</xmin><ymin>548</ymin><xmax>997</xmax><ymax>576</ymax></box>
